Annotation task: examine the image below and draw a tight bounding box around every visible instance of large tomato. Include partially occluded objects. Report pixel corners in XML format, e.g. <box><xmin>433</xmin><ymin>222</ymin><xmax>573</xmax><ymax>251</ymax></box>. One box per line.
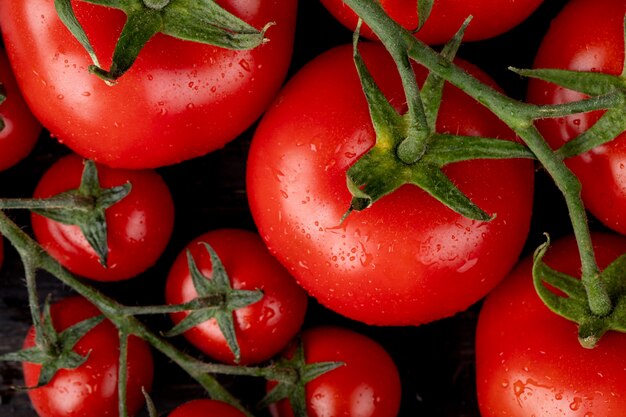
<box><xmin>476</xmin><ymin>233</ymin><xmax>626</xmax><ymax>416</ymax></box>
<box><xmin>23</xmin><ymin>296</ymin><xmax>154</xmax><ymax>417</ymax></box>
<box><xmin>0</xmin><ymin>47</ymin><xmax>40</xmax><ymax>172</ymax></box>
<box><xmin>320</xmin><ymin>0</ymin><xmax>543</xmax><ymax>45</ymax></box>
<box><xmin>31</xmin><ymin>154</ymin><xmax>175</xmax><ymax>281</ymax></box>
<box><xmin>0</xmin><ymin>0</ymin><xmax>296</xmax><ymax>169</ymax></box>
<box><xmin>528</xmin><ymin>0</ymin><xmax>626</xmax><ymax>236</ymax></box>
<box><xmin>268</xmin><ymin>326</ymin><xmax>401</xmax><ymax>417</ymax></box>
<box><xmin>246</xmin><ymin>43</ymin><xmax>534</xmax><ymax>326</ymax></box>
<box><xmin>165</xmin><ymin>229</ymin><xmax>308</xmax><ymax>365</ymax></box>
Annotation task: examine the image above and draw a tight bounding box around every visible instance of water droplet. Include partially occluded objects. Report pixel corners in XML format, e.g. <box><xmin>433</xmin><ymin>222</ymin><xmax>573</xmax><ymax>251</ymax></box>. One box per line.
<box><xmin>147</xmin><ymin>74</ymin><xmax>153</xmax><ymax>81</ymax></box>
<box><xmin>57</xmin><ymin>94</ymin><xmax>64</xmax><ymax>100</ymax></box>
<box><xmin>570</xmin><ymin>397</ymin><xmax>582</xmax><ymax>411</ymax></box>
<box><xmin>239</xmin><ymin>59</ymin><xmax>251</xmax><ymax>72</ymax></box>
<box><xmin>211</xmin><ymin>86</ymin><xmax>217</xmax><ymax>93</ymax></box>
<box><xmin>186</xmin><ymin>103</ymin><xmax>195</xmax><ymax>110</ymax></box>
<box><xmin>345</xmin><ymin>151</ymin><xmax>356</xmax><ymax>158</ymax></box>
<box><xmin>501</xmin><ymin>381</ymin><xmax>509</xmax><ymax>388</ymax></box>
<box><xmin>82</xmin><ymin>91</ymin><xmax>91</xmax><ymax>97</ymax></box>
<box><xmin>280</xmin><ymin>190</ymin><xmax>288</xmax><ymax>199</ymax></box>
<box><xmin>573</xmin><ymin>119</ymin><xmax>581</xmax><ymax>126</ymax></box>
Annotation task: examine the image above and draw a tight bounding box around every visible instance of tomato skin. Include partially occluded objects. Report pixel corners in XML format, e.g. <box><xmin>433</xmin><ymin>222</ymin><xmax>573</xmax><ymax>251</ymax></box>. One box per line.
<box><xmin>165</xmin><ymin>229</ymin><xmax>308</xmax><ymax>365</ymax></box>
<box><xmin>23</xmin><ymin>296</ymin><xmax>154</xmax><ymax>417</ymax></box>
<box><xmin>528</xmin><ymin>0</ymin><xmax>626</xmax><ymax>236</ymax></box>
<box><xmin>247</xmin><ymin>43</ymin><xmax>534</xmax><ymax>326</ymax></box>
<box><xmin>0</xmin><ymin>0</ymin><xmax>296</xmax><ymax>169</ymax></box>
<box><xmin>319</xmin><ymin>0</ymin><xmax>543</xmax><ymax>45</ymax></box>
<box><xmin>31</xmin><ymin>154</ymin><xmax>174</xmax><ymax>281</ymax></box>
<box><xmin>268</xmin><ymin>326</ymin><xmax>401</xmax><ymax>417</ymax></box>
<box><xmin>0</xmin><ymin>48</ymin><xmax>40</xmax><ymax>172</ymax></box>
<box><xmin>168</xmin><ymin>399</ymin><xmax>246</xmax><ymax>417</ymax></box>
<box><xmin>476</xmin><ymin>233</ymin><xmax>626</xmax><ymax>417</ymax></box>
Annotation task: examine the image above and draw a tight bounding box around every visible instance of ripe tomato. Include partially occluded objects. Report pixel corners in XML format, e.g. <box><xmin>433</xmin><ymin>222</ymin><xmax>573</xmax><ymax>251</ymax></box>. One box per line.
<box><xmin>528</xmin><ymin>0</ymin><xmax>626</xmax><ymax>236</ymax></box>
<box><xmin>168</xmin><ymin>399</ymin><xmax>246</xmax><ymax>417</ymax></box>
<box><xmin>0</xmin><ymin>0</ymin><xmax>296</xmax><ymax>169</ymax></box>
<box><xmin>319</xmin><ymin>0</ymin><xmax>543</xmax><ymax>45</ymax></box>
<box><xmin>246</xmin><ymin>43</ymin><xmax>534</xmax><ymax>326</ymax></box>
<box><xmin>23</xmin><ymin>296</ymin><xmax>154</xmax><ymax>417</ymax></box>
<box><xmin>165</xmin><ymin>229</ymin><xmax>308</xmax><ymax>365</ymax></box>
<box><xmin>0</xmin><ymin>47</ymin><xmax>40</xmax><ymax>172</ymax></box>
<box><xmin>268</xmin><ymin>326</ymin><xmax>401</xmax><ymax>417</ymax></box>
<box><xmin>476</xmin><ymin>233</ymin><xmax>626</xmax><ymax>416</ymax></box>
<box><xmin>31</xmin><ymin>154</ymin><xmax>174</xmax><ymax>281</ymax></box>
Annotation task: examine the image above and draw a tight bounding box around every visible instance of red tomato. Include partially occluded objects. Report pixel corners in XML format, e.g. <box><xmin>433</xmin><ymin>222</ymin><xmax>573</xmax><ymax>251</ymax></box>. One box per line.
<box><xmin>528</xmin><ymin>0</ymin><xmax>626</xmax><ymax>236</ymax></box>
<box><xmin>0</xmin><ymin>0</ymin><xmax>296</xmax><ymax>169</ymax></box>
<box><xmin>476</xmin><ymin>233</ymin><xmax>626</xmax><ymax>416</ymax></box>
<box><xmin>31</xmin><ymin>154</ymin><xmax>174</xmax><ymax>281</ymax></box>
<box><xmin>0</xmin><ymin>47</ymin><xmax>40</xmax><ymax>172</ymax></box>
<box><xmin>246</xmin><ymin>43</ymin><xmax>534</xmax><ymax>326</ymax></box>
<box><xmin>23</xmin><ymin>296</ymin><xmax>154</xmax><ymax>417</ymax></box>
<box><xmin>168</xmin><ymin>399</ymin><xmax>246</xmax><ymax>417</ymax></box>
<box><xmin>165</xmin><ymin>229</ymin><xmax>308</xmax><ymax>365</ymax></box>
<box><xmin>320</xmin><ymin>0</ymin><xmax>543</xmax><ymax>45</ymax></box>
<box><xmin>268</xmin><ymin>326</ymin><xmax>401</xmax><ymax>417</ymax></box>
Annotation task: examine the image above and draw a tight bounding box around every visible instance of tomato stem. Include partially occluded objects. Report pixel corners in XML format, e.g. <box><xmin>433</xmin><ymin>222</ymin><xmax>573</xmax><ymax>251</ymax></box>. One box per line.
<box><xmin>344</xmin><ymin>0</ymin><xmax>614</xmax><ymax>317</ymax></box>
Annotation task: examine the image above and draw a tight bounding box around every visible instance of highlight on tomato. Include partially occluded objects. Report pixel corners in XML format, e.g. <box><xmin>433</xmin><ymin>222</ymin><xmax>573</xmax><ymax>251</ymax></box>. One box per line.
<box><xmin>247</xmin><ymin>42</ymin><xmax>534</xmax><ymax>326</ymax></box>
<box><xmin>528</xmin><ymin>0</ymin><xmax>626</xmax><ymax>236</ymax></box>
<box><xmin>320</xmin><ymin>0</ymin><xmax>543</xmax><ymax>45</ymax></box>
<box><xmin>0</xmin><ymin>0</ymin><xmax>297</xmax><ymax>168</ymax></box>
<box><xmin>165</xmin><ymin>229</ymin><xmax>308</xmax><ymax>365</ymax></box>
<box><xmin>22</xmin><ymin>296</ymin><xmax>154</xmax><ymax>417</ymax></box>
<box><xmin>0</xmin><ymin>47</ymin><xmax>40</xmax><ymax>172</ymax></box>
<box><xmin>31</xmin><ymin>154</ymin><xmax>175</xmax><ymax>281</ymax></box>
<box><xmin>476</xmin><ymin>233</ymin><xmax>626</xmax><ymax>417</ymax></box>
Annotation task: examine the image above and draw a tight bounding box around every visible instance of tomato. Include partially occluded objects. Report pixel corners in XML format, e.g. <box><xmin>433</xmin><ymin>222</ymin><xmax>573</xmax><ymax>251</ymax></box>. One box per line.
<box><xmin>319</xmin><ymin>0</ymin><xmax>543</xmax><ymax>45</ymax></box>
<box><xmin>0</xmin><ymin>47</ymin><xmax>40</xmax><ymax>172</ymax></box>
<box><xmin>165</xmin><ymin>229</ymin><xmax>308</xmax><ymax>365</ymax></box>
<box><xmin>31</xmin><ymin>154</ymin><xmax>174</xmax><ymax>281</ymax></box>
<box><xmin>246</xmin><ymin>43</ymin><xmax>534</xmax><ymax>326</ymax></box>
<box><xmin>527</xmin><ymin>0</ymin><xmax>626</xmax><ymax>236</ymax></box>
<box><xmin>268</xmin><ymin>326</ymin><xmax>401</xmax><ymax>417</ymax></box>
<box><xmin>0</xmin><ymin>0</ymin><xmax>296</xmax><ymax>169</ymax></box>
<box><xmin>476</xmin><ymin>233</ymin><xmax>626</xmax><ymax>416</ymax></box>
<box><xmin>168</xmin><ymin>399</ymin><xmax>246</xmax><ymax>417</ymax></box>
<box><xmin>23</xmin><ymin>296</ymin><xmax>154</xmax><ymax>417</ymax></box>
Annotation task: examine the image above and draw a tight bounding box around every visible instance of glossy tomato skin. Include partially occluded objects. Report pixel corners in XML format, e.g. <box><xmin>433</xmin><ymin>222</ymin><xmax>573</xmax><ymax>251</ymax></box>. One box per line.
<box><xmin>0</xmin><ymin>48</ymin><xmax>40</xmax><ymax>172</ymax></box>
<box><xmin>31</xmin><ymin>154</ymin><xmax>175</xmax><ymax>281</ymax></box>
<box><xmin>320</xmin><ymin>0</ymin><xmax>543</xmax><ymax>45</ymax></box>
<box><xmin>165</xmin><ymin>229</ymin><xmax>308</xmax><ymax>365</ymax></box>
<box><xmin>23</xmin><ymin>296</ymin><xmax>154</xmax><ymax>417</ymax></box>
<box><xmin>247</xmin><ymin>43</ymin><xmax>534</xmax><ymax>326</ymax></box>
<box><xmin>476</xmin><ymin>233</ymin><xmax>626</xmax><ymax>416</ymax></box>
<box><xmin>168</xmin><ymin>399</ymin><xmax>246</xmax><ymax>417</ymax></box>
<box><xmin>0</xmin><ymin>0</ymin><xmax>296</xmax><ymax>169</ymax></box>
<box><xmin>528</xmin><ymin>0</ymin><xmax>626</xmax><ymax>236</ymax></box>
<box><xmin>268</xmin><ymin>326</ymin><xmax>401</xmax><ymax>417</ymax></box>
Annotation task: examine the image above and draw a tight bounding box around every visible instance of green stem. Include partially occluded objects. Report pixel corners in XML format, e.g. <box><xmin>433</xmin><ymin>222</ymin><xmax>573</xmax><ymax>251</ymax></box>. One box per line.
<box><xmin>0</xmin><ymin>210</ymin><xmax>254</xmax><ymax>417</ymax></box>
<box><xmin>118</xmin><ymin>330</ymin><xmax>129</xmax><ymax>417</ymax></box>
<box><xmin>344</xmin><ymin>0</ymin><xmax>612</xmax><ymax>317</ymax></box>
<box><xmin>0</xmin><ymin>196</ymin><xmax>89</xmax><ymax>211</ymax></box>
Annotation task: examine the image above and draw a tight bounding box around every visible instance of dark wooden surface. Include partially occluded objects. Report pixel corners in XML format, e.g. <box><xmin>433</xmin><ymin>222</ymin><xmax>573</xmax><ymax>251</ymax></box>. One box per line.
<box><xmin>0</xmin><ymin>0</ymin><xmax>576</xmax><ymax>416</ymax></box>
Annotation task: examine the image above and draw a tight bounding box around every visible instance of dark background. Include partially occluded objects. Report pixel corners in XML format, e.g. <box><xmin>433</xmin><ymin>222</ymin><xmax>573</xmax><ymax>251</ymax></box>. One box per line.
<box><xmin>0</xmin><ymin>0</ymin><xmax>585</xmax><ymax>416</ymax></box>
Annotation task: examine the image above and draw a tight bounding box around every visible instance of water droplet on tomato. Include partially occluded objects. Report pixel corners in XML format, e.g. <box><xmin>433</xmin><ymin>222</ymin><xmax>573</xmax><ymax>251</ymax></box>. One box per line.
<box><xmin>570</xmin><ymin>397</ymin><xmax>582</xmax><ymax>410</ymax></box>
<box><xmin>186</xmin><ymin>103</ymin><xmax>195</xmax><ymax>110</ymax></box>
<box><xmin>57</xmin><ymin>94</ymin><xmax>64</xmax><ymax>100</ymax></box>
<box><xmin>147</xmin><ymin>74</ymin><xmax>153</xmax><ymax>80</ymax></box>
<box><xmin>82</xmin><ymin>91</ymin><xmax>91</xmax><ymax>97</ymax></box>
<box><xmin>239</xmin><ymin>59</ymin><xmax>251</xmax><ymax>72</ymax></box>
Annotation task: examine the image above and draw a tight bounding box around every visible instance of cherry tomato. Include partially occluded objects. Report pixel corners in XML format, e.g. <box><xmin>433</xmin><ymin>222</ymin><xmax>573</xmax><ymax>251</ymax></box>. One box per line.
<box><xmin>246</xmin><ymin>43</ymin><xmax>534</xmax><ymax>326</ymax></box>
<box><xmin>31</xmin><ymin>154</ymin><xmax>175</xmax><ymax>281</ymax></box>
<box><xmin>528</xmin><ymin>0</ymin><xmax>626</xmax><ymax>236</ymax></box>
<box><xmin>168</xmin><ymin>399</ymin><xmax>246</xmax><ymax>417</ymax></box>
<box><xmin>0</xmin><ymin>47</ymin><xmax>40</xmax><ymax>172</ymax></box>
<box><xmin>320</xmin><ymin>0</ymin><xmax>543</xmax><ymax>45</ymax></box>
<box><xmin>0</xmin><ymin>0</ymin><xmax>296</xmax><ymax>168</ymax></box>
<box><xmin>268</xmin><ymin>326</ymin><xmax>401</xmax><ymax>417</ymax></box>
<box><xmin>476</xmin><ymin>233</ymin><xmax>626</xmax><ymax>416</ymax></box>
<box><xmin>23</xmin><ymin>296</ymin><xmax>154</xmax><ymax>417</ymax></box>
<box><xmin>165</xmin><ymin>229</ymin><xmax>308</xmax><ymax>365</ymax></box>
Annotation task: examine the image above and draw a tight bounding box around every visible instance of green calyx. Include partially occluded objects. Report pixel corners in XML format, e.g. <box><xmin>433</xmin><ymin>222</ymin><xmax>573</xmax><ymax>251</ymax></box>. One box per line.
<box><xmin>33</xmin><ymin>160</ymin><xmax>131</xmax><ymax>268</ymax></box>
<box><xmin>346</xmin><ymin>18</ymin><xmax>535</xmax><ymax>221</ymax></box>
<box><xmin>258</xmin><ymin>340</ymin><xmax>344</xmax><ymax>417</ymax></box>
<box><xmin>0</xmin><ymin>297</ymin><xmax>104</xmax><ymax>387</ymax></box>
<box><xmin>163</xmin><ymin>243</ymin><xmax>264</xmax><ymax>364</ymax></box>
<box><xmin>55</xmin><ymin>0</ymin><xmax>271</xmax><ymax>83</ymax></box>
<box><xmin>533</xmin><ymin>238</ymin><xmax>626</xmax><ymax>349</ymax></box>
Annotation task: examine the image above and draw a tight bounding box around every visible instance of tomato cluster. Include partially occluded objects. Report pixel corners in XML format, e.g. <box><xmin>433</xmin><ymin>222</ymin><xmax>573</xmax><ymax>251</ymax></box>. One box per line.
<box><xmin>1</xmin><ymin>0</ymin><xmax>625</xmax><ymax>416</ymax></box>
